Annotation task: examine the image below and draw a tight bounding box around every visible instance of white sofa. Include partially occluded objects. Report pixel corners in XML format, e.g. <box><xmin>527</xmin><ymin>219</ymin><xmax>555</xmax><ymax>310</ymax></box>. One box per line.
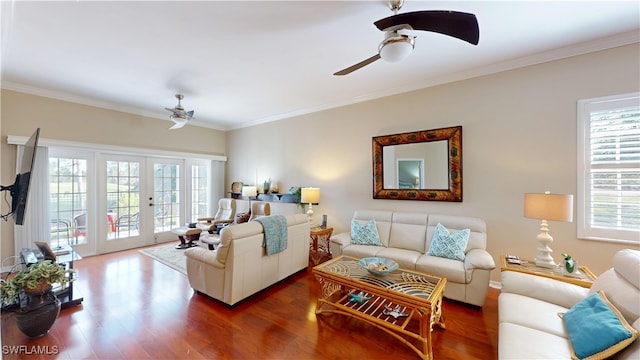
<box><xmin>184</xmin><ymin>213</ymin><xmax>310</xmax><ymax>306</ymax></box>
<box><xmin>499</xmin><ymin>249</ymin><xmax>640</xmax><ymax>359</ymax></box>
<box><xmin>330</xmin><ymin>210</ymin><xmax>495</xmax><ymax>307</ymax></box>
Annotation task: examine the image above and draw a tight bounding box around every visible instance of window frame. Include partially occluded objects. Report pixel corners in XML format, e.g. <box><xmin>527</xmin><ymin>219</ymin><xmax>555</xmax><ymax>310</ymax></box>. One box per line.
<box><xmin>577</xmin><ymin>92</ymin><xmax>640</xmax><ymax>245</ymax></box>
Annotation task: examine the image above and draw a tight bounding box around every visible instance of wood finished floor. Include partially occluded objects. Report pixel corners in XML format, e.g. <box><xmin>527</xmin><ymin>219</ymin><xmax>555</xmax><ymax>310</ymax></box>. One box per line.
<box><xmin>1</xmin><ymin>246</ymin><xmax>499</xmax><ymax>359</ymax></box>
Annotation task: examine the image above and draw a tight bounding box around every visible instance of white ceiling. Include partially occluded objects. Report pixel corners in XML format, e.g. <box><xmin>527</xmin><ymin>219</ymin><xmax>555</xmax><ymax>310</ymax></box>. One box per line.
<box><xmin>1</xmin><ymin>1</ymin><xmax>639</xmax><ymax>131</ymax></box>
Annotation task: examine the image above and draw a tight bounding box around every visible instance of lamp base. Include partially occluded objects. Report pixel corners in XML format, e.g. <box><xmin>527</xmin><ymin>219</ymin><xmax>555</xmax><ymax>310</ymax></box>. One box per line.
<box><xmin>534</xmin><ymin>257</ymin><xmax>557</xmax><ymax>268</ymax></box>
<box><xmin>534</xmin><ymin>220</ymin><xmax>557</xmax><ymax>268</ymax></box>
<box><xmin>305</xmin><ymin>203</ymin><xmax>315</xmax><ymax>223</ymax></box>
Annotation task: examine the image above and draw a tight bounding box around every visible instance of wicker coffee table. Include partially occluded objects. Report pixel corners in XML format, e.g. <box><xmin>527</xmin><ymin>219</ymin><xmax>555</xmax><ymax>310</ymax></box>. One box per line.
<box><xmin>312</xmin><ymin>255</ymin><xmax>446</xmax><ymax>359</ymax></box>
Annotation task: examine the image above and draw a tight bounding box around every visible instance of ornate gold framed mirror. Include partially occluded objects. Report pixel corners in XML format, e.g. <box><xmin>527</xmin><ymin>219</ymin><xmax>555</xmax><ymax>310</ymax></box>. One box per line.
<box><xmin>372</xmin><ymin>126</ymin><xmax>462</xmax><ymax>202</ymax></box>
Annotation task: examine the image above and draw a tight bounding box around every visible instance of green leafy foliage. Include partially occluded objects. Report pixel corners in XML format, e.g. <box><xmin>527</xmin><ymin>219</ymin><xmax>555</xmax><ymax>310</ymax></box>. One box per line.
<box><xmin>0</xmin><ymin>261</ymin><xmax>74</xmax><ymax>306</ymax></box>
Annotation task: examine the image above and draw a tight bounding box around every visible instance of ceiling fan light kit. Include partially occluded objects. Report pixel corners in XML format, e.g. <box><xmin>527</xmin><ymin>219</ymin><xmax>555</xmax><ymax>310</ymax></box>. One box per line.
<box><xmin>379</xmin><ymin>32</ymin><xmax>415</xmax><ymax>62</ymax></box>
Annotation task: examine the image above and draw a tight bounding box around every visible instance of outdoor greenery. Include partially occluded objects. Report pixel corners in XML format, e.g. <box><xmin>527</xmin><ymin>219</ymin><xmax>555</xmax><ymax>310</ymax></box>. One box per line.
<box><xmin>0</xmin><ymin>261</ymin><xmax>74</xmax><ymax>306</ymax></box>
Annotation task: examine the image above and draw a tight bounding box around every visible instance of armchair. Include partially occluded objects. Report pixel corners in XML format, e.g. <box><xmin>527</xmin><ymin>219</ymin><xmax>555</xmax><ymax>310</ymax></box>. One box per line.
<box><xmin>197</xmin><ymin>198</ymin><xmax>236</xmax><ymax>234</ymax></box>
<box><xmin>248</xmin><ymin>201</ymin><xmax>270</xmax><ymax>221</ymax></box>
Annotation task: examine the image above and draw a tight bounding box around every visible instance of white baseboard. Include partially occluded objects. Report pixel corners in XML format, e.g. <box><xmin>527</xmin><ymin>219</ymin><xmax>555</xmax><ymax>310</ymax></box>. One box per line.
<box><xmin>490</xmin><ymin>280</ymin><xmax>502</xmax><ymax>290</ymax></box>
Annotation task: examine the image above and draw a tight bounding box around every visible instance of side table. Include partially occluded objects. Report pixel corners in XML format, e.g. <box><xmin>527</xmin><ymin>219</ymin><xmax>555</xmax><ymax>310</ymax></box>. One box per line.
<box><xmin>500</xmin><ymin>255</ymin><xmax>597</xmax><ymax>288</ymax></box>
<box><xmin>309</xmin><ymin>227</ymin><xmax>333</xmax><ymax>267</ymax></box>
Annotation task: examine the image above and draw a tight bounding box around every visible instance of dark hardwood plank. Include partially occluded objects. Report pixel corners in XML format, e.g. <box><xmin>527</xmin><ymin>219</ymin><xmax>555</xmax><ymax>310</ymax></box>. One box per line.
<box><xmin>2</xmin><ymin>247</ymin><xmax>498</xmax><ymax>359</ymax></box>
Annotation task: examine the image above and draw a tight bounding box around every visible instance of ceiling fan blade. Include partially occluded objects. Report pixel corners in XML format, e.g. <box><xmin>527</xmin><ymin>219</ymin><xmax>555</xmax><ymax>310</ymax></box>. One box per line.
<box><xmin>186</xmin><ymin>110</ymin><xmax>194</xmax><ymax>120</ymax></box>
<box><xmin>333</xmin><ymin>54</ymin><xmax>381</xmax><ymax>76</ymax></box>
<box><xmin>164</xmin><ymin>107</ymin><xmax>176</xmax><ymax>113</ymax></box>
<box><xmin>374</xmin><ymin>10</ymin><xmax>479</xmax><ymax>45</ymax></box>
<box><xmin>168</xmin><ymin>122</ymin><xmax>186</xmax><ymax>130</ymax></box>
<box><xmin>168</xmin><ymin>118</ymin><xmax>188</xmax><ymax>130</ymax></box>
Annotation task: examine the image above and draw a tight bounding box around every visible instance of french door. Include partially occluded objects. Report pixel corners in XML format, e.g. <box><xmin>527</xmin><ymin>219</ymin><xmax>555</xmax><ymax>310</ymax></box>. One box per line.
<box><xmin>98</xmin><ymin>157</ymin><xmax>186</xmax><ymax>252</ymax></box>
<box><xmin>149</xmin><ymin>159</ymin><xmax>184</xmax><ymax>243</ymax></box>
<box><xmin>97</xmin><ymin>155</ymin><xmax>149</xmax><ymax>253</ymax></box>
<box><xmin>50</xmin><ymin>149</ymin><xmax>212</xmax><ymax>256</ymax></box>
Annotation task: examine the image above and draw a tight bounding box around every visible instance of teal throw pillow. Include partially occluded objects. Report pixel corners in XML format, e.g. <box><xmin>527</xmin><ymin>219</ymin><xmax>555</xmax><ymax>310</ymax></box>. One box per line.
<box><xmin>561</xmin><ymin>291</ymin><xmax>638</xmax><ymax>360</ymax></box>
<box><xmin>351</xmin><ymin>219</ymin><xmax>382</xmax><ymax>246</ymax></box>
<box><xmin>427</xmin><ymin>223</ymin><xmax>469</xmax><ymax>261</ymax></box>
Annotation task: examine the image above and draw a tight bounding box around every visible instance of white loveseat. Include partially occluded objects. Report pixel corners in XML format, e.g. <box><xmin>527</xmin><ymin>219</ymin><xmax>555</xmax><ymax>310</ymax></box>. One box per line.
<box><xmin>330</xmin><ymin>210</ymin><xmax>495</xmax><ymax>307</ymax></box>
<box><xmin>499</xmin><ymin>249</ymin><xmax>640</xmax><ymax>359</ymax></box>
<box><xmin>184</xmin><ymin>213</ymin><xmax>310</xmax><ymax>306</ymax></box>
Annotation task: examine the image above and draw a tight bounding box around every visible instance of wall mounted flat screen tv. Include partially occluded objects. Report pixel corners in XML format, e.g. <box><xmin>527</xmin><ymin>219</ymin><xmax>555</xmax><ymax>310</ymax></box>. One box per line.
<box><xmin>1</xmin><ymin>128</ymin><xmax>40</xmax><ymax>225</ymax></box>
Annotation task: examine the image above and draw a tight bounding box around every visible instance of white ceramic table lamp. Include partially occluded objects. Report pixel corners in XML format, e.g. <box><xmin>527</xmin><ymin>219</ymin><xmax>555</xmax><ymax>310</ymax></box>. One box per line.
<box><xmin>524</xmin><ymin>192</ymin><xmax>574</xmax><ymax>268</ymax></box>
<box><xmin>301</xmin><ymin>187</ymin><xmax>320</xmax><ymax>223</ymax></box>
<box><xmin>242</xmin><ymin>185</ymin><xmax>258</xmax><ymax>214</ymax></box>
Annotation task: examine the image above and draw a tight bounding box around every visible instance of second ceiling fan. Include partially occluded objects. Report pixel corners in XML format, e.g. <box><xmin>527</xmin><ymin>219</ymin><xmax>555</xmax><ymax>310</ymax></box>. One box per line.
<box><xmin>334</xmin><ymin>0</ymin><xmax>479</xmax><ymax>76</ymax></box>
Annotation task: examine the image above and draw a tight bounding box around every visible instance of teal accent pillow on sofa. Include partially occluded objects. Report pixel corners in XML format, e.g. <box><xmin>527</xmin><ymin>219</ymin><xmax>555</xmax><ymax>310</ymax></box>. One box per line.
<box><xmin>351</xmin><ymin>219</ymin><xmax>382</xmax><ymax>246</ymax></box>
<box><xmin>427</xmin><ymin>223</ymin><xmax>469</xmax><ymax>261</ymax></box>
<box><xmin>561</xmin><ymin>290</ymin><xmax>638</xmax><ymax>360</ymax></box>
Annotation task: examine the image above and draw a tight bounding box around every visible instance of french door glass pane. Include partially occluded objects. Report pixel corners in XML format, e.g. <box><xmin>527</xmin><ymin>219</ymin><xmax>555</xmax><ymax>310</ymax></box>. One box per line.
<box><xmin>191</xmin><ymin>164</ymin><xmax>208</xmax><ymax>220</ymax></box>
<box><xmin>49</xmin><ymin>157</ymin><xmax>87</xmax><ymax>246</ymax></box>
<box><xmin>154</xmin><ymin>164</ymin><xmax>180</xmax><ymax>231</ymax></box>
<box><xmin>107</xmin><ymin>160</ymin><xmax>140</xmax><ymax>239</ymax></box>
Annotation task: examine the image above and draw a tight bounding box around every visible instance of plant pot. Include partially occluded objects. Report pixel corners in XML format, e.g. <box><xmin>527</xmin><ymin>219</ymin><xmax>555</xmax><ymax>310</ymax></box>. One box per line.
<box><xmin>15</xmin><ymin>290</ymin><xmax>60</xmax><ymax>338</ymax></box>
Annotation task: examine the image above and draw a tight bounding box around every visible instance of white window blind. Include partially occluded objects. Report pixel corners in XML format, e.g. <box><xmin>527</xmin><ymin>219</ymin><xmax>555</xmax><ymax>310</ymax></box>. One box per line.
<box><xmin>577</xmin><ymin>93</ymin><xmax>640</xmax><ymax>244</ymax></box>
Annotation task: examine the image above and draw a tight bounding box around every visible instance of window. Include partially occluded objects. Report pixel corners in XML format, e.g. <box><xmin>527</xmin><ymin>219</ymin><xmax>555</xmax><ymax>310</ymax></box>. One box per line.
<box><xmin>189</xmin><ymin>162</ymin><xmax>209</xmax><ymax>221</ymax></box>
<box><xmin>577</xmin><ymin>93</ymin><xmax>640</xmax><ymax>244</ymax></box>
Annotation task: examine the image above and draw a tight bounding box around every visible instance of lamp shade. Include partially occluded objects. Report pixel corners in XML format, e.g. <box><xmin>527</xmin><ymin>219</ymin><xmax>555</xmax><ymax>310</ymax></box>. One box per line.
<box><xmin>379</xmin><ymin>34</ymin><xmax>414</xmax><ymax>63</ymax></box>
<box><xmin>524</xmin><ymin>193</ymin><xmax>574</xmax><ymax>222</ymax></box>
<box><xmin>301</xmin><ymin>187</ymin><xmax>320</xmax><ymax>204</ymax></box>
<box><xmin>242</xmin><ymin>185</ymin><xmax>257</xmax><ymax>197</ymax></box>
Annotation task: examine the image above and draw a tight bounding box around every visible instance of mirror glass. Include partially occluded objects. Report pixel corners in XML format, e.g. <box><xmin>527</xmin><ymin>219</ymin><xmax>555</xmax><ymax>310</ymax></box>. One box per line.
<box><xmin>373</xmin><ymin>126</ymin><xmax>462</xmax><ymax>202</ymax></box>
<box><xmin>383</xmin><ymin>141</ymin><xmax>449</xmax><ymax>189</ymax></box>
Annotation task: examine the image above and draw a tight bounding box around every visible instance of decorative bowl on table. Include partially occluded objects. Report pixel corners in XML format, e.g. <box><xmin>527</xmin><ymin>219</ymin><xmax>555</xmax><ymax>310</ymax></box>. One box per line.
<box><xmin>358</xmin><ymin>257</ymin><xmax>399</xmax><ymax>276</ymax></box>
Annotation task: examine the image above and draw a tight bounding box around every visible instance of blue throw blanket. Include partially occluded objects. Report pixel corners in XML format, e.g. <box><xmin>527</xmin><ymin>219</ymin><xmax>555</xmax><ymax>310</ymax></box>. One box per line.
<box><xmin>255</xmin><ymin>215</ymin><xmax>288</xmax><ymax>255</ymax></box>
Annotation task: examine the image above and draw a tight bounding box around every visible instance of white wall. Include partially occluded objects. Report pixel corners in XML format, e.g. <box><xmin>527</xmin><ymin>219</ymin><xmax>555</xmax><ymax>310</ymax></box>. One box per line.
<box><xmin>226</xmin><ymin>44</ymin><xmax>640</xmax><ymax>282</ymax></box>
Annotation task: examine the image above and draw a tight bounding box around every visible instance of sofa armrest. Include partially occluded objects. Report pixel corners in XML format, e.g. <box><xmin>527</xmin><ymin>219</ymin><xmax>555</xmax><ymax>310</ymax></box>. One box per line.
<box><xmin>330</xmin><ymin>232</ymin><xmax>352</xmax><ymax>247</ymax></box>
<box><xmin>501</xmin><ymin>271</ymin><xmax>589</xmax><ymax>309</ymax></box>
<box><xmin>184</xmin><ymin>247</ymin><xmax>225</xmax><ymax>269</ymax></box>
<box><xmin>464</xmin><ymin>248</ymin><xmax>496</xmax><ymax>270</ymax></box>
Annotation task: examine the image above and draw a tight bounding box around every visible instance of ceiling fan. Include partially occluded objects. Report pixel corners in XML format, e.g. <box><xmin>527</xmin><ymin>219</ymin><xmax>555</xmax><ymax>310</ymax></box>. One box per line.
<box><xmin>165</xmin><ymin>94</ymin><xmax>194</xmax><ymax>130</ymax></box>
<box><xmin>334</xmin><ymin>0</ymin><xmax>479</xmax><ymax>76</ymax></box>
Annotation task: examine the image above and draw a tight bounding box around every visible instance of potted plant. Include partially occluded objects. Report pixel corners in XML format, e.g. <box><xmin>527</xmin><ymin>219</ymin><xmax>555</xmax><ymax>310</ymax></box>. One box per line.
<box><xmin>1</xmin><ymin>260</ymin><xmax>74</xmax><ymax>338</ymax></box>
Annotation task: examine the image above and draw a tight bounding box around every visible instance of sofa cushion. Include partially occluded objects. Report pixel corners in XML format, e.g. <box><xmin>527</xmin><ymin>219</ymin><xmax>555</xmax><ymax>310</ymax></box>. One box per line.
<box><xmin>561</xmin><ymin>291</ymin><xmax>638</xmax><ymax>360</ymax></box>
<box><xmin>387</xmin><ymin>212</ymin><xmax>428</xmax><ymax>253</ymax></box>
<box><xmin>415</xmin><ymin>255</ymin><xmax>466</xmax><ymax>283</ymax></box>
<box><xmin>499</xmin><ymin>292</ymin><xmax>570</xmax><ymax>338</ymax></box>
<box><xmin>499</xmin><ymin>322</ymin><xmax>573</xmax><ymax>359</ymax></box>
<box><xmin>589</xmin><ymin>249</ymin><xmax>640</xmax><ymax>323</ymax></box>
<box><xmin>375</xmin><ymin>247</ymin><xmax>421</xmax><ymax>270</ymax></box>
<box><xmin>351</xmin><ymin>219</ymin><xmax>383</xmax><ymax>246</ymax></box>
<box><xmin>342</xmin><ymin>245</ymin><xmax>384</xmax><ymax>259</ymax></box>
<box><xmin>427</xmin><ymin>223</ymin><xmax>469</xmax><ymax>261</ymax></box>
<box><xmin>501</xmin><ymin>271</ymin><xmax>589</xmax><ymax>309</ymax></box>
